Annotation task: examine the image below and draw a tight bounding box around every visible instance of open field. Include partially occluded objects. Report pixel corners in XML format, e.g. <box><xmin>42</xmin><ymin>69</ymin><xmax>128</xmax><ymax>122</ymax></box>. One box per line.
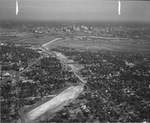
<box><xmin>0</xmin><ymin>35</ymin><xmax>56</xmax><ymax>45</ymax></box>
<box><xmin>23</xmin><ymin>35</ymin><xmax>56</xmax><ymax>45</ymax></box>
<box><xmin>46</xmin><ymin>38</ymin><xmax>150</xmax><ymax>54</ymax></box>
<box><xmin>1</xmin><ymin>33</ymin><xmax>149</xmax><ymax>54</ymax></box>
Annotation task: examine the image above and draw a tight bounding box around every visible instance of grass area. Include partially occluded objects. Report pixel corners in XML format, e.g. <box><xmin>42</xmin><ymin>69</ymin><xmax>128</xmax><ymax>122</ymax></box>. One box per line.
<box><xmin>1</xmin><ymin>34</ymin><xmax>149</xmax><ymax>54</ymax></box>
<box><xmin>47</xmin><ymin>39</ymin><xmax>150</xmax><ymax>54</ymax></box>
<box><xmin>0</xmin><ymin>35</ymin><xmax>56</xmax><ymax>45</ymax></box>
<box><xmin>24</xmin><ymin>35</ymin><xmax>56</xmax><ymax>45</ymax></box>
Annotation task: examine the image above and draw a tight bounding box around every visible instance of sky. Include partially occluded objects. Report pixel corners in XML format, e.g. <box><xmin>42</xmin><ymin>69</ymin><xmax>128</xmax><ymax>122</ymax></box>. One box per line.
<box><xmin>0</xmin><ymin>0</ymin><xmax>150</xmax><ymax>22</ymax></box>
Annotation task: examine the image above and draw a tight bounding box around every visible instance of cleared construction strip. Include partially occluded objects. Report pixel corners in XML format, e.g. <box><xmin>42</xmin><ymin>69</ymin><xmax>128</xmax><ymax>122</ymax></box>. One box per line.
<box><xmin>23</xmin><ymin>84</ymin><xmax>84</xmax><ymax>122</ymax></box>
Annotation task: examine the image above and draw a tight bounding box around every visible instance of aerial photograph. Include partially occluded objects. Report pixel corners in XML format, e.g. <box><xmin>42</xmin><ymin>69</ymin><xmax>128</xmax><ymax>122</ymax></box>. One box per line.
<box><xmin>0</xmin><ymin>0</ymin><xmax>150</xmax><ymax>123</ymax></box>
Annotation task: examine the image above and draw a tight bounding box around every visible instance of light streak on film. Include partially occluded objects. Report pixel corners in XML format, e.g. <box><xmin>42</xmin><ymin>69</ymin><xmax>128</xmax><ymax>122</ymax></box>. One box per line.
<box><xmin>118</xmin><ymin>0</ymin><xmax>121</xmax><ymax>15</ymax></box>
<box><xmin>16</xmin><ymin>0</ymin><xmax>19</xmax><ymax>15</ymax></box>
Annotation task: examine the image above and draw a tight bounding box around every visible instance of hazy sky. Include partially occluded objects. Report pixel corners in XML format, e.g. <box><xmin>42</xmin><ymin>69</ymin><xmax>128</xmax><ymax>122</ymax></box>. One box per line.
<box><xmin>0</xmin><ymin>0</ymin><xmax>150</xmax><ymax>22</ymax></box>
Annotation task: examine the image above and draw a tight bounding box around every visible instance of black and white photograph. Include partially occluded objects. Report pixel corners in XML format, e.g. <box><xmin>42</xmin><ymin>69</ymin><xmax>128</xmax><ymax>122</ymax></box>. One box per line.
<box><xmin>0</xmin><ymin>0</ymin><xmax>150</xmax><ymax>122</ymax></box>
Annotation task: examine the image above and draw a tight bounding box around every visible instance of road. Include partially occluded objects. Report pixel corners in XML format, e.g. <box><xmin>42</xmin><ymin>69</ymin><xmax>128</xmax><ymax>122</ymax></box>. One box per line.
<box><xmin>85</xmin><ymin>35</ymin><xmax>128</xmax><ymax>40</ymax></box>
<box><xmin>1</xmin><ymin>56</ymin><xmax>42</xmax><ymax>85</ymax></box>
<box><xmin>42</xmin><ymin>38</ymin><xmax>61</xmax><ymax>47</ymax></box>
<box><xmin>20</xmin><ymin>56</ymin><xmax>42</xmax><ymax>74</ymax></box>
